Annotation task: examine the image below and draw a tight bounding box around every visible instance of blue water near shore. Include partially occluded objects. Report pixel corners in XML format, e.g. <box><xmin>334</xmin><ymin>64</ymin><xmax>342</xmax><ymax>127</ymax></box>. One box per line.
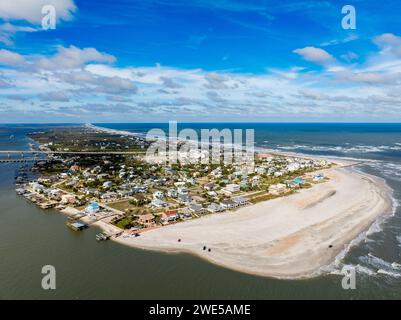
<box><xmin>0</xmin><ymin>123</ymin><xmax>400</xmax><ymax>299</ymax></box>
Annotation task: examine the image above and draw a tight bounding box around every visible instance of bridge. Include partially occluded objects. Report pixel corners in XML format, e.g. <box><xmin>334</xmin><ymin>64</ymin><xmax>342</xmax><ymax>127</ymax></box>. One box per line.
<box><xmin>0</xmin><ymin>150</ymin><xmax>147</xmax><ymax>156</ymax></box>
<box><xmin>0</xmin><ymin>158</ymin><xmax>38</xmax><ymax>163</ymax></box>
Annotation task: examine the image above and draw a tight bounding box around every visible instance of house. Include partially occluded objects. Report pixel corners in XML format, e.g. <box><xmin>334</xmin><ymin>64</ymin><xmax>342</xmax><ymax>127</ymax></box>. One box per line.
<box><xmin>178</xmin><ymin>193</ymin><xmax>191</xmax><ymax>204</ymax></box>
<box><xmin>220</xmin><ymin>199</ymin><xmax>237</xmax><ymax>209</ymax></box>
<box><xmin>211</xmin><ymin>168</ymin><xmax>222</xmax><ymax>178</ymax></box>
<box><xmin>251</xmin><ymin>176</ymin><xmax>260</xmax><ymax>187</ymax></box>
<box><xmin>38</xmin><ymin>177</ymin><xmax>51</xmax><ymax>184</ymax></box>
<box><xmin>256</xmin><ymin>167</ymin><xmax>266</xmax><ymax>175</ymax></box>
<box><xmin>84</xmin><ymin>188</ymin><xmax>98</xmax><ymax>195</ymax></box>
<box><xmin>61</xmin><ymin>194</ymin><xmax>77</xmax><ymax>205</ymax></box>
<box><xmin>221</xmin><ymin>183</ymin><xmax>240</xmax><ymax>195</ymax></box>
<box><xmin>174</xmin><ymin>181</ymin><xmax>186</xmax><ymax>187</ymax></box>
<box><xmin>69</xmin><ymin>165</ymin><xmax>81</xmax><ymax>172</ymax></box>
<box><xmin>30</xmin><ymin>182</ymin><xmax>45</xmax><ymax>193</ymax></box>
<box><xmin>48</xmin><ymin>189</ymin><xmax>62</xmax><ymax>198</ymax></box>
<box><xmin>101</xmin><ymin>192</ymin><xmax>118</xmax><ymax>200</ymax></box>
<box><xmin>178</xmin><ymin>208</ymin><xmax>193</xmax><ymax>219</ymax></box>
<box><xmin>132</xmin><ymin>186</ymin><xmax>147</xmax><ymax>193</ymax></box>
<box><xmin>232</xmin><ymin>196</ymin><xmax>249</xmax><ymax>206</ymax></box>
<box><xmin>313</xmin><ymin>174</ymin><xmax>324</xmax><ymax>182</ymax></box>
<box><xmin>167</xmin><ymin>188</ymin><xmax>178</xmax><ymax>198</ymax></box>
<box><xmin>177</xmin><ymin>187</ymin><xmax>188</xmax><ymax>195</ymax></box>
<box><xmin>117</xmin><ymin>190</ymin><xmax>131</xmax><ymax>197</ymax></box>
<box><xmin>189</xmin><ymin>203</ymin><xmax>206</xmax><ymax>214</ymax></box>
<box><xmin>160</xmin><ymin>210</ymin><xmax>179</xmax><ymax>223</ymax></box>
<box><xmin>269</xmin><ymin>183</ymin><xmax>287</xmax><ymax>195</ymax></box>
<box><xmin>102</xmin><ymin>181</ymin><xmax>113</xmax><ymax>189</ymax></box>
<box><xmin>287</xmin><ymin>163</ymin><xmax>301</xmax><ymax>172</ymax></box>
<box><xmin>207</xmin><ymin>203</ymin><xmax>225</xmax><ymax>213</ymax></box>
<box><xmin>86</xmin><ymin>202</ymin><xmax>100</xmax><ymax>214</ymax></box>
<box><xmin>153</xmin><ymin>190</ymin><xmax>164</xmax><ymax>199</ymax></box>
<box><xmin>203</xmin><ymin>183</ymin><xmax>215</xmax><ymax>191</ymax></box>
<box><xmin>233</xmin><ymin>171</ymin><xmax>242</xmax><ymax>177</ymax></box>
<box><xmin>151</xmin><ymin>198</ymin><xmax>167</xmax><ymax>208</ymax></box>
<box><xmin>207</xmin><ymin>191</ymin><xmax>218</xmax><ymax>198</ymax></box>
<box><xmin>186</xmin><ymin>177</ymin><xmax>196</xmax><ymax>185</ymax></box>
<box><xmin>138</xmin><ymin>214</ymin><xmax>155</xmax><ymax>227</ymax></box>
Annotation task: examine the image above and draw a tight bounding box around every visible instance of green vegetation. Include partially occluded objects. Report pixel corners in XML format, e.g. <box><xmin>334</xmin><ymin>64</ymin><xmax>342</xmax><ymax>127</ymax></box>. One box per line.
<box><xmin>114</xmin><ymin>217</ymin><xmax>135</xmax><ymax>229</ymax></box>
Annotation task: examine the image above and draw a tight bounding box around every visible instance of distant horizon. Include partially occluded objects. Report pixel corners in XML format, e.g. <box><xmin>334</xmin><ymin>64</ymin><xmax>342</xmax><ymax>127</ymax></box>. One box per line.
<box><xmin>2</xmin><ymin>122</ymin><xmax>401</xmax><ymax>125</ymax></box>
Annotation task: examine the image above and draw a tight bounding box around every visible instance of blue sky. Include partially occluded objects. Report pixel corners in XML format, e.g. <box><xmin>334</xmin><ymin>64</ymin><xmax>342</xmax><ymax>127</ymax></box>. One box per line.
<box><xmin>1</xmin><ymin>0</ymin><xmax>401</xmax><ymax>122</ymax></box>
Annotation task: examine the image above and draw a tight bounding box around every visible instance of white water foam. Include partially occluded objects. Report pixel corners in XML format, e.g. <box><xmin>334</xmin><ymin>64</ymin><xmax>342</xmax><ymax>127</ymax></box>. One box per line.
<box><xmin>319</xmin><ymin>179</ymin><xmax>398</xmax><ymax>277</ymax></box>
<box><xmin>276</xmin><ymin>144</ymin><xmax>401</xmax><ymax>154</ymax></box>
<box><xmin>377</xmin><ymin>269</ymin><xmax>401</xmax><ymax>278</ymax></box>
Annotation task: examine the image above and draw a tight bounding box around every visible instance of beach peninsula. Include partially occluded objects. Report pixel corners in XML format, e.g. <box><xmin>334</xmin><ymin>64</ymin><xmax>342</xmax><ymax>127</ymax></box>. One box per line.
<box><xmin>115</xmin><ymin>162</ymin><xmax>392</xmax><ymax>279</ymax></box>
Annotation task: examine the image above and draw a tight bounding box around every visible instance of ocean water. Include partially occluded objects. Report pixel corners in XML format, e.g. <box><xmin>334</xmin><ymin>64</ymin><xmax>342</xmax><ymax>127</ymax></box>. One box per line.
<box><xmin>0</xmin><ymin>123</ymin><xmax>400</xmax><ymax>299</ymax></box>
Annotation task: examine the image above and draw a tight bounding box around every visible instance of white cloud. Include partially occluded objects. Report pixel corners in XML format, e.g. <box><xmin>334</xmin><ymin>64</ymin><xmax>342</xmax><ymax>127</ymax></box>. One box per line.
<box><xmin>39</xmin><ymin>91</ymin><xmax>69</xmax><ymax>102</ymax></box>
<box><xmin>293</xmin><ymin>46</ymin><xmax>334</xmax><ymax>63</ymax></box>
<box><xmin>373</xmin><ymin>33</ymin><xmax>401</xmax><ymax>46</ymax></box>
<box><xmin>340</xmin><ymin>52</ymin><xmax>359</xmax><ymax>62</ymax></box>
<box><xmin>35</xmin><ymin>45</ymin><xmax>116</xmax><ymax>70</ymax></box>
<box><xmin>0</xmin><ymin>49</ymin><xmax>25</xmax><ymax>66</ymax></box>
<box><xmin>373</xmin><ymin>33</ymin><xmax>401</xmax><ymax>57</ymax></box>
<box><xmin>3</xmin><ymin>34</ymin><xmax>401</xmax><ymax>121</ymax></box>
<box><xmin>0</xmin><ymin>22</ymin><xmax>36</xmax><ymax>45</ymax></box>
<box><xmin>0</xmin><ymin>0</ymin><xmax>76</xmax><ymax>24</ymax></box>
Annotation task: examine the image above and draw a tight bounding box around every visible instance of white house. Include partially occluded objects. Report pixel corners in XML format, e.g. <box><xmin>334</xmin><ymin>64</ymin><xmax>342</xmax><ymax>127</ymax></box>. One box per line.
<box><xmin>153</xmin><ymin>190</ymin><xmax>164</xmax><ymax>199</ymax></box>
<box><xmin>207</xmin><ymin>203</ymin><xmax>225</xmax><ymax>213</ymax></box>
<box><xmin>151</xmin><ymin>198</ymin><xmax>167</xmax><ymax>208</ymax></box>
<box><xmin>103</xmin><ymin>181</ymin><xmax>113</xmax><ymax>189</ymax></box>
<box><xmin>287</xmin><ymin>163</ymin><xmax>301</xmax><ymax>172</ymax></box>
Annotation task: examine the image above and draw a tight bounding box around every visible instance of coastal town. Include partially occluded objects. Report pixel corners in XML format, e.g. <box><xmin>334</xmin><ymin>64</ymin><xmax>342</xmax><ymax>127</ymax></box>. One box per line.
<box><xmin>15</xmin><ymin>126</ymin><xmax>331</xmax><ymax>240</ymax></box>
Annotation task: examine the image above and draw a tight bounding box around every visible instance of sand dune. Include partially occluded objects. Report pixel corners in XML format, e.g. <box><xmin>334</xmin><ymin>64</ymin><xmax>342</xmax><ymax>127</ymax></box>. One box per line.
<box><xmin>114</xmin><ymin>166</ymin><xmax>392</xmax><ymax>279</ymax></box>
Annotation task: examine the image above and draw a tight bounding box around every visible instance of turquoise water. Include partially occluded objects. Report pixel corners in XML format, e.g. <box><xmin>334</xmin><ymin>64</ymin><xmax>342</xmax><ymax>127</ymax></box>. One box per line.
<box><xmin>0</xmin><ymin>123</ymin><xmax>400</xmax><ymax>299</ymax></box>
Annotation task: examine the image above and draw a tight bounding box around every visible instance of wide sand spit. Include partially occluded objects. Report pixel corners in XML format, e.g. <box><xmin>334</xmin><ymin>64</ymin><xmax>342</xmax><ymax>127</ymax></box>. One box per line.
<box><xmin>111</xmin><ymin>158</ymin><xmax>393</xmax><ymax>279</ymax></box>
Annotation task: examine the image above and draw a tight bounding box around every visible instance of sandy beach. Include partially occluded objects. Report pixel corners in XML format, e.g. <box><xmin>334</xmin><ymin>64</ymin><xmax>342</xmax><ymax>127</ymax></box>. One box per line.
<box><xmin>113</xmin><ymin>162</ymin><xmax>393</xmax><ymax>279</ymax></box>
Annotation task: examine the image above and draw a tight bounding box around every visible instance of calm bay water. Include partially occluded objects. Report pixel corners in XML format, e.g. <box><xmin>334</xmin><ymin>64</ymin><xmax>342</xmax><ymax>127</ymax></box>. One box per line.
<box><xmin>0</xmin><ymin>123</ymin><xmax>400</xmax><ymax>299</ymax></box>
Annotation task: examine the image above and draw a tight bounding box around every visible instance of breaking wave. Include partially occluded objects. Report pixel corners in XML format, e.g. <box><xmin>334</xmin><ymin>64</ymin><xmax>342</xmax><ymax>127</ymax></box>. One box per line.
<box><xmin>274</xmin><ymin>144</ymin><xmax>401</xmax><ymax>154</ymax></box>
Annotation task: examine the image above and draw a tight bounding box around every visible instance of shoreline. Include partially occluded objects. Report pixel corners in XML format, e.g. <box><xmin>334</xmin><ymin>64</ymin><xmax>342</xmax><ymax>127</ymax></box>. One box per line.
<box><xmin>106</xmin><ymin>164</ymin><xmax>393</xmax><ymax>279</ymax></box>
